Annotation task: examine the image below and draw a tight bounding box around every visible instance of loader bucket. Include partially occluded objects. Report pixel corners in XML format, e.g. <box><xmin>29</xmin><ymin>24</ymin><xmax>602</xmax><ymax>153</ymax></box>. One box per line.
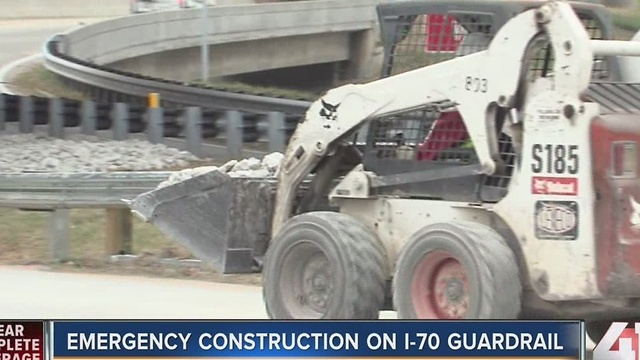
<box><xmin>128</xmin><ymin>170</ymin><xmax>277</xmax><ymax>274</ymax></box>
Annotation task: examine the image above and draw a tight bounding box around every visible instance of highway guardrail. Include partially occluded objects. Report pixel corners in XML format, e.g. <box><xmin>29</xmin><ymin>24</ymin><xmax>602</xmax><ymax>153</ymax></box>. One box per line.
<box><xmin>0</xmin><ymin>92</ymin><xmax>304</xmax><ymax>262</ymax></box>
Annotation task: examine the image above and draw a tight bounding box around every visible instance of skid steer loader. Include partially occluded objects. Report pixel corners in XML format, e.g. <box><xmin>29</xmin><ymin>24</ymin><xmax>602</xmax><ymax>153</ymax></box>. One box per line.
<box><xmin>128</xmin><ymin>0</ymin><xmax>640</xmax><ymax>344</ymax></box>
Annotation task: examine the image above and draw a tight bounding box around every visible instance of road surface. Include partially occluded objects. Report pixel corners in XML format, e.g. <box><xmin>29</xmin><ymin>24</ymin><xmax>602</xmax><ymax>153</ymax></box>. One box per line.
<box><xmin>0</xmin><ymin>266</ymin><xmax>267</xmax><ymax>319</ymax></box>
<box><xmin>0</xmin><ymin>266</ymin><xmax>399</xmax><ymax>320</ymax></box>
<box><xmin>0</xmin><ymin>265</ymin><xmax>595</xmax><ymax>356</ymax></box>
<box><xmin>0</xmin><ymin>18</ymin><xmax>106</xmax><ymax>93</ymax></box>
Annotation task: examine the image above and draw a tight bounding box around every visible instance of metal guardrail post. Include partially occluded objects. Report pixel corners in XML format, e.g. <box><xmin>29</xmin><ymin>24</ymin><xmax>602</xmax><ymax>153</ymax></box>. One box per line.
<box><xmin>19</xmin><ymin>96</ymin><xmax>34</xmax><ymax>133</ymax></box>
<box><xmin>226</xmin><ymin>110</ymin><xmax>243</xmax><ymax>158</ymax></box>
<box><xmin>48</xmin><ymin>98</ymin><xmax>64</xmax><ymax>138</ymax></box>
<box><xmin>112</xmin><ymin>103</ymin><xmax>129</xmax><ymax>140</ymax></box>
<box><xmin>49</xmin><ymin>209</ymin><xmax>69</xmax><ymax>261</ymax></box>
<box><xmin>185</xmin><ymin>107</ymin><xmax>202</xmax><ymax>157</ymax></box>
<box><xmin>147</xmin><ymin>107</ymin><xmax>164</xmax><ymax>144</ymax></box>
<box><xmin>267</xmin><ymin>112</ymin><xmax>286</xmax><ymax>153</ymax></box>
<box><xmin>147</xmin><ymin>93</ymin><xmax>163</xmax><ymax>144</ymax></box>
<box><xmin>148</xmin><ymin>93</ymin><xmax>160</xmax><ymax>108</ymax></box>
<box><xmin>0</xmin><ymin>94</ymin><xmax>5</xmax><ymax>132</ymax></box>
<box><xmin>81</xmin><ymin>101</ymin><xmax>97</xmax><ymax>135</ymax></box>
<box><xmin>105</xmin><ymin>208</ymin><xmax>133</xmax><ymax>255</ymax></box>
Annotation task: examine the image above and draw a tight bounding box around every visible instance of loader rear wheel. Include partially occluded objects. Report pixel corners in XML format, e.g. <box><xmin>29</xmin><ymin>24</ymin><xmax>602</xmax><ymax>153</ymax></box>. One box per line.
<box><xmin>262</xmin><ymin>211</ymin><xmax>387</xmax><ymax>319</ymax></box>
<box><xmin>586</xmin><ymin>319</ymin><xmax>640</xmax><ymax>343</ymax></box>
<box><xmin>393</xmin><ymin>221</ymin><xmax>522</xmax><ymax>319</ymax></box>
<box><xmin>585</xmin><ymin>321</ymin><xmax>611</xmax><ymax>344</ymax></box>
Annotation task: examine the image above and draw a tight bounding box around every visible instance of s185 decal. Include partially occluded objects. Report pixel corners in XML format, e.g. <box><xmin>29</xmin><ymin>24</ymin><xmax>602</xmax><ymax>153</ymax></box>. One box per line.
<box><xmin>531</xmin><ymin>144</ymin><xmax>579</xmax><ymax>175</ymax></box>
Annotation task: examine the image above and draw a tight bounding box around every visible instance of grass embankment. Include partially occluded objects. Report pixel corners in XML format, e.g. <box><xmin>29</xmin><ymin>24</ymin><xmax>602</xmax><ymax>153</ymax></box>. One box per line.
<box><xmin>191</xmin><ymin>80</ymin><xmax>320</xmax><ymax>101</ymax></box>
<box><xmin>0</xmin><ymin>207</ymin><xmax>261</xmax><ymax>284</ymax></box>
<box><xmin>12</xmin><ymin>63</ymin><xmax>322</xmax><ymax>101</ymax></box>
<box><xmin>9</xmin><ymin>63</ymin><xmax>87</xmax><ymax>100</ymax></box>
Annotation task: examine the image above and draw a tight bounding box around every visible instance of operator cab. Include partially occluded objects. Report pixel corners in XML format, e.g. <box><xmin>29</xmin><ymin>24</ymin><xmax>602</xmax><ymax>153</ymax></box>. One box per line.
<box><xmin>362</xmin><ymin>0</ymin><xmax>617</xmax><ymax>203</ymax></box>
<box><xmin>365</xmin><ymin>0</ymin><xmax>640</xmax><ymax>303</ymax></box>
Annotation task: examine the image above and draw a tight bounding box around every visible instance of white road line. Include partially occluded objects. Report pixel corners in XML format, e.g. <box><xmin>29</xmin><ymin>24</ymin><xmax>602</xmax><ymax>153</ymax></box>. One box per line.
<box><xmin>0</xmin><ymin>53</ymin><xmax>43</xmax><ymax>94</ymax></box>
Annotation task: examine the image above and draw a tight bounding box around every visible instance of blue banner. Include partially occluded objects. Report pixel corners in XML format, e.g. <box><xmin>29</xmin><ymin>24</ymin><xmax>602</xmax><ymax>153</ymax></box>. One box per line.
<box><xmin>52</xmin><ymin>320</ymin><xmax>583</xmax><ymax>358</ymax></box>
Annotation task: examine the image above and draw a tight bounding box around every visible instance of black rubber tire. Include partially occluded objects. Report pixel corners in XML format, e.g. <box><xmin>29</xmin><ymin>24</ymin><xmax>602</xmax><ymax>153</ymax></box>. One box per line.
<box><xmin>586</xmin><ymin>319</ymin><xmax>640</xmax><ymax>343</ymax></box>
<box><xmin>262</xmin><ymin>211</ymin><xmax>388</xmax><ymax>319</ymax></box>
<box><xmin>586</xmin><ymin>321</ymin><xmax>611</xmax><ymax>344</ymax></box>
<box><xmin>393</xmin><ymin>221</ymin><xmax>522</xmax><ymax>319</ymax></box>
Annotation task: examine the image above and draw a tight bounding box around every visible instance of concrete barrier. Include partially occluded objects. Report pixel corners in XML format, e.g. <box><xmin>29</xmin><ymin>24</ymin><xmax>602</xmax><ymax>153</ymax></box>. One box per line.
<box><xmin>0</xmin><ymin>0</ymin><xmax>130</xmax><ymax>19</ymax></box>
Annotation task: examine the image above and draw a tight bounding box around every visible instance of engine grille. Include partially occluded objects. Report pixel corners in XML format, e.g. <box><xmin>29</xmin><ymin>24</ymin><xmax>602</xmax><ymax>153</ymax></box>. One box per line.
<box><xmin>586</xmin><ymin>82</ymin><xmax>640</xmax><ymax>114</ymax></box>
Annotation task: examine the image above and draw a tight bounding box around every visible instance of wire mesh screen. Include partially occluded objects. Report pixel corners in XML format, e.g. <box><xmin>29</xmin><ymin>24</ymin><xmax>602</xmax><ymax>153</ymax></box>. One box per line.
<box><xmin>366</xmin><ymin>103</ymin><xmax>476</xmax><ymax>166</ymax></box>
<box><xmin>384</xmin><ymin>11</ymin><xmax>609</xmax><ymax>80</ymax></box>
<box><xmin>383</xmin><ymin>12</ymin><xmax>495</xmax><ymax>77</ymax></box>
<box><xmin>523</xmin><ymin>12</ymin><xmax>609</xmax><ymax>81</ymax></box>
<box><xmin>363</xmin><ymin>105</ymin><xmax>517</xmax><ymax>201</ymax></box>
<box><xmin>582</xmin><ymin>13</ymin><xmax>609</xmax><ymax>79</ymax></box>
<box><xmin>484</xmin><ymin>131</ymin><xmax>517</xmax><ymax>190</ymax></box>
<box><xmin>363</xmin><ymin>103</ymin><xmax>486</xmax><ymax>201</ymax></box>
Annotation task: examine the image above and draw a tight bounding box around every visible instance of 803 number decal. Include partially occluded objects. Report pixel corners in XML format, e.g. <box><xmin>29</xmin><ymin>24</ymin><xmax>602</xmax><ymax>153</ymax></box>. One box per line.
<box><xmin>464</xmin><ymin>76</ymin><xmax>488</xmax><ymax>93</ymax></box>
<box><xmin>531</xmin><ymin>144</ymin><xmax>579</xmax><ymax>175</ymax></box>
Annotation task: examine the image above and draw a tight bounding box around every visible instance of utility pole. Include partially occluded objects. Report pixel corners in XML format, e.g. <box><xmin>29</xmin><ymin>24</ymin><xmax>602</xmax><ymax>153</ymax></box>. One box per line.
<box><xmin>200</xmin><ymin>1</ymin><xmax>209</xmax><ymax>82</ymax></box>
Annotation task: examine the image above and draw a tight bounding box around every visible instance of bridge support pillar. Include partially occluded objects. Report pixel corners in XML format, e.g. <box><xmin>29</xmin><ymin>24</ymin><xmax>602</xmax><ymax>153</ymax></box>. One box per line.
<box><xmin>346</xmin><ymin>29</ymin><xmax>377</xmax><ymax>81</ymax></box>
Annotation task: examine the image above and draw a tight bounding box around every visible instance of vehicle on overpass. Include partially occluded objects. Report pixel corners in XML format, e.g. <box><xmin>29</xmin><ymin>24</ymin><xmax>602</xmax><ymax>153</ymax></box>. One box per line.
<box><xmin>129</xmin><ymin>0</ymin><xmax>208</xmax><ymax>14</ymax></box>
<box><xmin>128</xmin><ymin>0</ymin><xmax>640</xmax><ymax>346</ymax></box>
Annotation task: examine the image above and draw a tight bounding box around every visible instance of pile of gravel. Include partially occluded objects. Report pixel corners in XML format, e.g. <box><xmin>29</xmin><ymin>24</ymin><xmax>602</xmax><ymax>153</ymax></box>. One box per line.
<box><xmin>0</xmin><ymin>133</ymin><xmax>200</xmax><ymax>173</ymax></box>
<box><xmin>156</xmin><ymin>152</ymin><xmax>284</xmax><ymax>189</ymax></box>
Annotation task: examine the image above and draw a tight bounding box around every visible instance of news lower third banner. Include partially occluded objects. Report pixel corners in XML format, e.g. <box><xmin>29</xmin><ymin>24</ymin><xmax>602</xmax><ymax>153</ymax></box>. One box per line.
<box><xmin>0</xmin><ymin>320</ymin><xmax>584</xmax><ymax>359</ymax></box>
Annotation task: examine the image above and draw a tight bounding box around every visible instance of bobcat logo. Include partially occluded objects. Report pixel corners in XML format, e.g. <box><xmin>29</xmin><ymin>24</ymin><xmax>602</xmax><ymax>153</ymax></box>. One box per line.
<box><xmin>630</xmin><ymin>196</ymin><xmax>640</xmax><ymax>231</ymax></box>
<box><xmin>319</xmin><ymin>99</ymin><xmax>340</xmax><ymax>121</ymax></box>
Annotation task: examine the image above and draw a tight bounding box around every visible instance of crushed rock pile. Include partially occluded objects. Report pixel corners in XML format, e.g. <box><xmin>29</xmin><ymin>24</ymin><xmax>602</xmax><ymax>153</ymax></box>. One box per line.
<box><xmin>0</xmin><ymin>133</ymin><xmax>200</xmax><ymax>173</ymax></box>
<box><xmin>156</xmin><ymin>152</ymin><xmax>284</xmax><ymax>189</ymax></box>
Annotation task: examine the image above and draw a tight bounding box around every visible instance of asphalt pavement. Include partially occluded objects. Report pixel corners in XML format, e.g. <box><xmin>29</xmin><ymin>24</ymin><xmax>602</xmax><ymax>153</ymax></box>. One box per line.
<box><xmin>0</xmin><ymin>266</ymin><xmax>267</xmax><ymax>319</ymax></box>
<box><xmin>0</xmin><ymin>18</ymin><xmax>107</xmax><ymax>94</ymax></box>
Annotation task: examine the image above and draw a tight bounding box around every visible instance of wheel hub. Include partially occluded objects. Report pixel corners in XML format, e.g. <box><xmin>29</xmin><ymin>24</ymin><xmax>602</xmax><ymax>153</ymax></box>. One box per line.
<box><xmin>411</xmin><ymin>251</ymin><xmax>470</xmax><ymax>319</ymax></box>
<box><xmin>278</xmin><ymin>241</ymin><xmax>336</xmax><ymax>319</ymax></box>
<box><xmin>444</xmin><ymin>278</ymin><xmax>465</xmax><ymax>302</ymax></box>
<box><xmin>301</xmin><ymin>253</ymin><xmax>334</xmax><ymax>313</ymax></box>
<box><xmin>432</xmin><ymin>261</ymin><xmax>469</xmax><ymax>318</ymax></box>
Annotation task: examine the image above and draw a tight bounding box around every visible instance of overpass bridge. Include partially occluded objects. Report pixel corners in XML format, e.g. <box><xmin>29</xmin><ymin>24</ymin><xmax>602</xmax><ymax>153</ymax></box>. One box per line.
<box><xmin>55</xmin><ymin>0</ymin><xmax>382</xmax><ymax>89</ymax></box>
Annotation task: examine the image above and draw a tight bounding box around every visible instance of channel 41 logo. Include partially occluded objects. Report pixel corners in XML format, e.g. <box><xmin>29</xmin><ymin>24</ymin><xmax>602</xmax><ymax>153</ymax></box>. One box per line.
<box><xmin>593</xmin><ymin>322</ymin><xmax>640</xmax><ymax>360</ymax></box>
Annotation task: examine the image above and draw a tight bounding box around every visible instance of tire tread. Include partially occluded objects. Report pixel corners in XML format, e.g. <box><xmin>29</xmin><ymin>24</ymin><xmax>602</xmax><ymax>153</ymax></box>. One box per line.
<box><xmin>263</xmin><ymin>211</ymin><xmax>387</xmax><ymax>319</ymax></box>
<box><xmin>455</xmin><ymin>221</ymin><xmax>522</xmax><ymax>318</ymax></box>
<box><xmin>393</xmin><ymin>221</ymin><xmax>522</xmax><ymax>319</ymax></box>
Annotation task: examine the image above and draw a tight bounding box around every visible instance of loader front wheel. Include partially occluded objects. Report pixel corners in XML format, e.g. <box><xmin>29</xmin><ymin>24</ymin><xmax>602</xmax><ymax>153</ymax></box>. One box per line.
<box><xmin>262</xmin><ymin>211</ymin><xmax>387</xmax><ymax>319</ymax></box>
<box><xmin>393</xmin><ymin>221</ymin><xmax>522</xmax><ymax>319</ymax></box>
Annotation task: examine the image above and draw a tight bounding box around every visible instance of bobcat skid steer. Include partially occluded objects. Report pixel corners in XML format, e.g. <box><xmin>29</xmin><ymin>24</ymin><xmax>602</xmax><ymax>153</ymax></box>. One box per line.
<box><xmin>128</xmin><ymin>0</ymin><xmax>640</xmax><ymax>344</ymax></box>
